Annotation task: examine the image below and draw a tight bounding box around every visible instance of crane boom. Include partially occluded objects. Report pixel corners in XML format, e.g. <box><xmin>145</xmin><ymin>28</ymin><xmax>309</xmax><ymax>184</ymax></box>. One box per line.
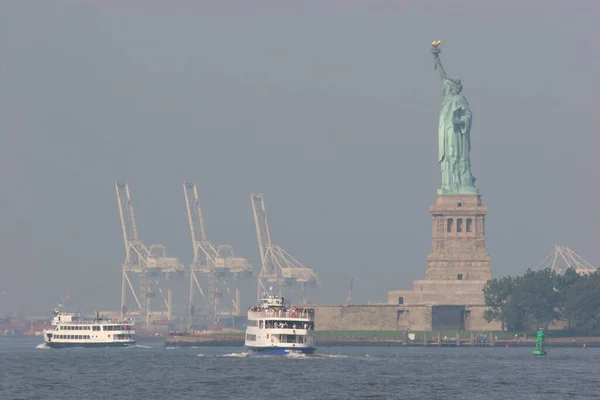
<box><xmin>250</xmin><ymin>193</ymin><xmax>319</xmax><ymax>302</ymax></box>
<box><xmin>184</xmin><ymin>182</ymin><xmax>216</xmax><ymax>266</ymax></box>
<box><xmin>115</xmin><ymin>181</ymin><xmax>183</xmax><ymax>328</ymax></box>
<box><xmin>184</xmin><ymin>182</ymin><xmax>252</xmax><ymax>324</ymax></box>
<box><xmin>116</xmin><ymin>181</ymin><xmax>149</xmax><ymax>265</ymax></box>
<box><xmin>250</xmin><ymin>193</ymin><xmax>275</xmax><ymax>279</ymax></box>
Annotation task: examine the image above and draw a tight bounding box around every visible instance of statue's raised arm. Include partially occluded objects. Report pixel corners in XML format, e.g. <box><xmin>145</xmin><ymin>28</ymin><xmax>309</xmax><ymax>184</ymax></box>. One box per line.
<box><xmin>430</xmin><ymin>40</ymin><xmax>448</xmax><ymax>81</ymax></box>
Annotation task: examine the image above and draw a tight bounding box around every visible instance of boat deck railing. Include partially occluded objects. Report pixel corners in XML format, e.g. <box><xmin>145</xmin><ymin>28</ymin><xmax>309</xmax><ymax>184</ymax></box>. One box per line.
<box><xmin>248</xmin><ymin>310</ymin><xmax>314</xmax><ymax>320</ymax></box>
<box><xmin>263</xmin><ymin>327</ymin><xmax>313</xmax><ymax>334</ymax></box>
<box><xmin>56</xmin><ymin>319</ymin><xmax>135</xmax><ymax>325</ymax></box>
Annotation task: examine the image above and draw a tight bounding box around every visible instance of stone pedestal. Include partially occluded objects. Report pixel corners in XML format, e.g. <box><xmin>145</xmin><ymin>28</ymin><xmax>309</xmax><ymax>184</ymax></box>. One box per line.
<box><xmin>387</xmin><ymin>193</ymin><xmax>497</xmax><ymax>331</ymax></box>
<box><xmin>426</xmin><ymin>194</ymin><xmax>490</xmax><ymax>282</ymax></box>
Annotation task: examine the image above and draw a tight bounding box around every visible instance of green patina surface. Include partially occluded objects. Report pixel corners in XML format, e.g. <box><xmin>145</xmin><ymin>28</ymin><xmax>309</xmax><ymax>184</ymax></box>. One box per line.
<box><xmin>431</xmin><ymin>43</ymin><xmax>478</xmax><ymax>195</ymax></box>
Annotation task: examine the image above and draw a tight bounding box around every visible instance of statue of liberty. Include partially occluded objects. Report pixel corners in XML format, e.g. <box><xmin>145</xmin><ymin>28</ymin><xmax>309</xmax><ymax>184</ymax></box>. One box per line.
<box><xmin>430</xmin><ymin>41</ymin><xmax>478</xmax><ymax>195</ymax></box>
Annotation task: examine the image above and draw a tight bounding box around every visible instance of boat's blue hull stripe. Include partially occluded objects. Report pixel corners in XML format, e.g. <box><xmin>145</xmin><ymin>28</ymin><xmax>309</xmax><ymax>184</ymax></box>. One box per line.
<box><xmin>246</xmin><ymin>346</ymin><xmax>315</xmax><ymax>355</ymax></box>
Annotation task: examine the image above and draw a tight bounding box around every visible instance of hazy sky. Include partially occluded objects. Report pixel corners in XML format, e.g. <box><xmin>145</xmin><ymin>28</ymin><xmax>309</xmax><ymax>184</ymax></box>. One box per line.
<box><xmin>0</xmin><ymin>1</ymin><xmax>598</xmax><ymax>315</ymax></box>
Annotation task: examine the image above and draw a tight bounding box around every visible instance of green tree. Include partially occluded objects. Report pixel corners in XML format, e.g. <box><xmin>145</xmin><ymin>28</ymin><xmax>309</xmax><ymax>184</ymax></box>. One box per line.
<box><xmin>483</xmin><ymin>276</ymin><xmax>515</xmax><ymax>331</ymax></box>
<box><xmin>484</xmin><ymin>269</ymin><xmax>561</xmax><ymax>331</ymax></box>
<box><xmin>562</xmin><ymin>271</ymin><xmax>600</xmax><ymax>332</ymax></box>
<box><xmin>511</xmin><ymin>269</ymin><xmax>559</xmax><ymax>330</ymax></box>
<box><xmin>555</xmin><ymin>267</ymin><xmax>584</xmax><ymax>329</ymax></box>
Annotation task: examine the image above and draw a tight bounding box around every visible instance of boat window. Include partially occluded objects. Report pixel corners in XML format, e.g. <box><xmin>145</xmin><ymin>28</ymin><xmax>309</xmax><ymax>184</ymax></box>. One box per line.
<box><xmin>246</xmin><ymin>334</ymin><xmax>256</xmax><ymax>341</ymax></box>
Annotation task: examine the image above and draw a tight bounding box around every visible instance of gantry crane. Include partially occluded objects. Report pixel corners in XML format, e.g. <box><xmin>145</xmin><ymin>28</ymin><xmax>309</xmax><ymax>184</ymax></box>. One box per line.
<box><xmin>250</xmin><ymin>193</ymin><xmax>320</xmax><ymax>303</ymax></box>
<box><xmin>183</xmin><ymin>182</ymin><xmax>252</xmax><ymax>325</ymax></box>
<box><xmin>115</xmin><ymin>182</ymin><xmax>184</xmax><ymax>329</ymax></box>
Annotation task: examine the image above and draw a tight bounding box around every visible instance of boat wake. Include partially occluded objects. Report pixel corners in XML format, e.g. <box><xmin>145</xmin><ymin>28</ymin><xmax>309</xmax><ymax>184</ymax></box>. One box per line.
<box><xmin>196</xmin><ymin>352</ymin><xmax>251</xmax><ymax>358</ymax></box>
<box><xmin>284</xmin><ymin>352</ymin><xmax>307</xmax><ymax>359</ymax></box>
<box><xmin>133</xmin><ymin>344</ymin><xmax>153</xmax><ymax>349</ymax></box>
<box><xmin>36</xmin><ymin>343</ymin><xmax>50</xmax><ymax>350</ymax></box>
<box><xmin>311</xmin><ymin>353</ymin><xmax>349</xmax><ymax>359</ymax></box>
<box><xmin>220</xmin><ymin>351</ymin><xmax>251</xmax><ymax>357</ymax></box>
<box><xmin>195</xmin><ymin>352</ymin><xmax>351</xmax><ymax>359</ymax></box>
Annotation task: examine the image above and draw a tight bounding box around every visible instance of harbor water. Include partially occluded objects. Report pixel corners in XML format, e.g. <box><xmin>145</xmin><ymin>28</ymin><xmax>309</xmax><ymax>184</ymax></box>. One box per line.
<box><xmin>1</xmin><ymin>336</ymin><xmax>599</xmax><ymax>399</ymax></box>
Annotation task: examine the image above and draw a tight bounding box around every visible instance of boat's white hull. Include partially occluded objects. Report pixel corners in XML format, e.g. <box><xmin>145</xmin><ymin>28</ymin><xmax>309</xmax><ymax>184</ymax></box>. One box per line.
<box><xmin>44</xmin><ymin>341</ymin><xmax>135</xmax><ymax>348</ymax></box>
<box><xmin>42</xmin><ymin>311</ymin><xmax>136</xmax><ymax>350</ymax></box>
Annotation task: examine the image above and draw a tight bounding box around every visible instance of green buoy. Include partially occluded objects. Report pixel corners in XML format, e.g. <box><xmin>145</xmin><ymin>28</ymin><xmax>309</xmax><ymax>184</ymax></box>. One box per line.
<box><xmin>532</xmin><ymin>329</ymin><xmax>547</xmax><ymax>356</ymax></box>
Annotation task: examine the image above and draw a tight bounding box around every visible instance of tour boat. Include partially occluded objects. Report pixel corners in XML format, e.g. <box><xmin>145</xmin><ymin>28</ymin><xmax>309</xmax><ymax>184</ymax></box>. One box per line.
<box><xmin>42</xmin><ymin>305</ymin><xmax>135</xmax><ymax>348</ymax></box>
<box><xmin>245</xmin><ymin>294</ymin><xmax>315</xmax><ymax>355</ymax></box>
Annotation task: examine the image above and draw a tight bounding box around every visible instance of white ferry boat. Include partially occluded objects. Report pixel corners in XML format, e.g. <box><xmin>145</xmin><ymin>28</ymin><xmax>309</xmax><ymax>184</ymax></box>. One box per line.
<box><xmin>42</xmin><ymin>305</ymin><xmax>135</xmax><ymax>348</ymax></box>
<box><xmin>245</xmin><ymin>294</ymin><xmax>315</xmax><ymax>355</ymax></box>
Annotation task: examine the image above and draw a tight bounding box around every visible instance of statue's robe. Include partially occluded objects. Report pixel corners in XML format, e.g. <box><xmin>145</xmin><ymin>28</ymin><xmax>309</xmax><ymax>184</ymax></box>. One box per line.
<box><xmin>438</xmin><ymin>92</ymin><xmax>475</xmax><ymax>191</ymax></box>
